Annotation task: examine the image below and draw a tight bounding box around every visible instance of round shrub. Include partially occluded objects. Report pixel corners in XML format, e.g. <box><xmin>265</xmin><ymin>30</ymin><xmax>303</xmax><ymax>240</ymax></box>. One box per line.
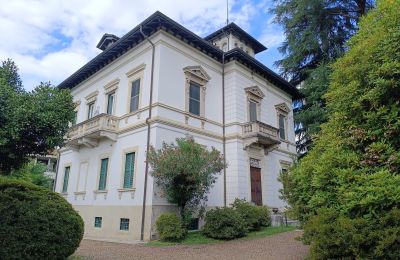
<box><xmin>0</xmin><ymin>177</ymin><xmax>84</xmax><ymax>259</ymax></box>
<box><xmin>156</xmin><ymin>213</ymin><xmax>186</xmax><ymax>241</ymax></box>
<box><xmin>203</xmin><ymin>207</ymin><xmax>247</xmax><ymax>240</ymax></box>
<box><xmin>232</xmin><ymin>199</ymin><xmax>271</xmax><ymax>231</ymax></box>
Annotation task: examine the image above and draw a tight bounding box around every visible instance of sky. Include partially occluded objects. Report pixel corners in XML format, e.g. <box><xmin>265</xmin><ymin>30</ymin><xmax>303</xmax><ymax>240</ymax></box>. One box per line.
<box><xmin>0</xmin><ymin>0</ymin><xmax>285</xmax><ymax>91</ymax></box>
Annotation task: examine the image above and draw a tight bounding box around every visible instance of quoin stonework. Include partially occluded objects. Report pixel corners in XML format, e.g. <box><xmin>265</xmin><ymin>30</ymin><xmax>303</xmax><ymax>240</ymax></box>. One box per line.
<box><xmin>55</xmin><ymin>11</ymin><xmax>301</xmax><ymax>243</ymax></box>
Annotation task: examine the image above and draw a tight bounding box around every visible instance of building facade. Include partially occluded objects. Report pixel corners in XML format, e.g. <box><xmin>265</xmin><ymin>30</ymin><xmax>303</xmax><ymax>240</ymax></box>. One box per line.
<box><xmin>54</xmin><ymin>12</ymin><xmax>301</xmax><ymax>243</ymax></box>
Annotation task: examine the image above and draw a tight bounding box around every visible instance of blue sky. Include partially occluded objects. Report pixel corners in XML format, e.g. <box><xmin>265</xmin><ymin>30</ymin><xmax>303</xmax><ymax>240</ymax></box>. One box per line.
<box><xmin>0</xmin><ymin>0</ymin><xmax>285</xmax><ymax>91</ymax></box>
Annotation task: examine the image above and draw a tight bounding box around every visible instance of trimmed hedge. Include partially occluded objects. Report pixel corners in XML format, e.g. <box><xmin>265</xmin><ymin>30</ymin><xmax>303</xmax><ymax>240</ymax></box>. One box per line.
<box><xmin>0</xmin><ymin>177</ymin><xmax>84</xmax><ymax>259</ymax></box>
<box><xmin>202</xmin><ymin>207</ymin><xmax>247</xmax><ymax>240</ymax></box>
<box><xmin>156</xmin><ymin>213</ymin><xmax>186</xmax><ymax>241</ymax></box>
<box><xmin>232</xmin><ymin>199</ymin><xmax>271</xmax><ymax>231</ymax></box>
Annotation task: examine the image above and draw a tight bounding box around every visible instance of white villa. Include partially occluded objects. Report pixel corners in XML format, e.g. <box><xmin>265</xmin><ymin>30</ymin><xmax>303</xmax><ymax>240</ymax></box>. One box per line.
<box><xmin>54</xmin><ymin>11</ymin><xmax>301</xmax><ymax>243</ymax></box>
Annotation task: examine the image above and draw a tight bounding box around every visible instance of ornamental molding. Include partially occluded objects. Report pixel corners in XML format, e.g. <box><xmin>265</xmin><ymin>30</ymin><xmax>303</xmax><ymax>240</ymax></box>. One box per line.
<box><xmin>249</xmin><ymin>158</ymin><xmax>261</xmax><ymax>168</ymax></box>
<box><xmin>245</xmin><ymin>86</ymin><xmax>265</xmax><ymax>100</ymax></box>
<box><xmin>85</xmin><ymin>91</ymin><xmax>99</xmax><ymax>103</ymax></box>
<box><xmin>126</xmin><ymin>63</ymin><xmax>146</xmax><ymax>78</ymax></box>
<box><xmin>275</xmin><ymin>102</ymin><xmax>291</xmax><ymax>114</ymax></box>
<box><xmin>104</xmin><ymin>78</ymin><xmax>120</xmax><ymax>93</ymax></box>
<box><xmin>183</xmin><ymin>65</ymin><xmax>211</xmax><ymax>83</ymax></box>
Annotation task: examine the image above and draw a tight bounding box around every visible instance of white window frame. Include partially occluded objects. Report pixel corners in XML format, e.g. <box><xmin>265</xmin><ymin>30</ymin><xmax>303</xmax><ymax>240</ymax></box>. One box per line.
<box><xmin>275</xmin><ymin>103</ymin><xmax>291</xmax><ymax>141</ymax></box>
<box><xmin>183</xmin><ymin>66</ymin><xmax>211</xmax><ymax>118</ymax></box>
<box><xmin>245</xmin><ymin>86</ymin><xmax>265</xmax><ymax>122</ymax></box>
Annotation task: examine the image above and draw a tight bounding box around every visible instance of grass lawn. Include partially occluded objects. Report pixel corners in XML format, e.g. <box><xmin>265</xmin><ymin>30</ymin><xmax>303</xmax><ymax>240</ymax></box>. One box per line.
<box><xmin>146</xmin><ymin>226</ymin><xmax>297</xmax><ymax>246</ymax></box>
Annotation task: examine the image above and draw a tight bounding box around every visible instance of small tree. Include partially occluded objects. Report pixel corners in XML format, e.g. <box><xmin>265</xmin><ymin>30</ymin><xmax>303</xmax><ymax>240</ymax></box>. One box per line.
<box><xmin>147</xmin><ymin>137</ymin><xmax>225</xmax><ymax>220</ymax></box>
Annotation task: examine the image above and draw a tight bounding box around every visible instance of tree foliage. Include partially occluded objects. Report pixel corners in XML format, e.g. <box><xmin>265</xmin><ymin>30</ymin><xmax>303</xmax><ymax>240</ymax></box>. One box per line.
<box><xmin>9</xmin><ymin>162</ymin><xmax>53</xmax><ymax>189</ymax></box>
<box><xmin>147</xmin><ymin>137</ymin><xmax>225</xmax><ymax>219</ymax></box>
<box><xmin>272</xmin><ymin>0</ymin><xmax>375</xmax><ymax>153</ymax></box>
<box><xmin>281</xmin><ymin>0</ymin><xmax>400</xmax><ymax>257</ymax></box>
<box><xmin>0</xmin><ymin>59</ymin><xmax>74</xmax><ymax>174</ymax></box>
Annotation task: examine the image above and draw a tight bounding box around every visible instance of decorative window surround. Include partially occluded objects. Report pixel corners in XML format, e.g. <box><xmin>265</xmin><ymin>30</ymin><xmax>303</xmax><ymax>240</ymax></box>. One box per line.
<box><xmin>183</xmin><ymin>65</ymin><xmax>210</xmax><ymax>118</ymax></box>
<box><xmin>125</xmin><ymin>63</ymin><xmax>145</xmax><ymax>78</ymax></box>
<box><xmin>85</xmin><ymin>91</ymin><xmax>99</xmax><ymax>104</ymax></box>
<box><xmin>245</xmin><ymin>86</ymin><xmax>264</xmax><ymax>122</ymax></box>
<box><xmin>275</xmin><ymin>103</ymin><xmax>290</xmax><ymax>140</ymax></box>
<box><xmin>126</xmin><ymin>64</ymin><xmax>145</xmax><ymax>114</ymax></box>
<box><xmin>104</xmin><ymin>78</ymin><xmax>120</xmax><ymax>94</ymax></box>
<box><xmin>249</xmin><ymin>158</ymin><xmax>261</xmax><ymax>168</ymax></box>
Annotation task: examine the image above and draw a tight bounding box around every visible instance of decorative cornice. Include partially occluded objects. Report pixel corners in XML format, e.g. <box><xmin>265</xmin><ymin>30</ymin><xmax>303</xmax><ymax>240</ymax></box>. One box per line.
<box><xmin>85</xmin><ymin>91</ymin><xmax>99</xmax><ymax>103</ymax></box>
<box><xmin>126</xmin><ymin>63</ymin><xmax>146</xmax><ymax>78</ymax></box>
<box><xmin>245</xmin><ymin>86</ymin><xmax>265</xmax><ymax>99</ymax></box>
<box><xmin>275</xmin><ymin>103</ymin><xmax>291</xmax><ymax>114</ymax></box>
<box><xmin>104</xmin><ymin>78</ymin><xmax>120</xmax><ymax>93</ymax></box>
<box><xmin>183</xmin><ymin>65</ymin><xmax>211</xmax><ymax>82</ymax></box>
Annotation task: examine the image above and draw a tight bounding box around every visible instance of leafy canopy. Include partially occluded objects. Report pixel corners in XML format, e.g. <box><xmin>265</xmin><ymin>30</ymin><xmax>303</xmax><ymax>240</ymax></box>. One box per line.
<box><xmin>272</xmin><ymin>0</ymin><xmax>375</xmax><ymax>153</ymax></box>
<box><xmin>147</xmin><ymin>137</ymin><xmax>225</xmax><ymax>218</ymax></box>
<box><xmin>281</xmin><ymin>0</ymin><xmax>400</xmax><ymax>257</ymax></box>
<box><xmin>0</xmin><ymin>59</ymin><xmax>74</xmax><ymax>174</ymax></box>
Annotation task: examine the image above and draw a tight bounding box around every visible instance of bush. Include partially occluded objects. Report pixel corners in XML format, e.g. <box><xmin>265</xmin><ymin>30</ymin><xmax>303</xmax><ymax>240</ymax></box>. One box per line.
<box><xmin>156</xmin><ymin>213</ymin><xmax>186</xmax><ymax>241</ymax></box>
<box><xmin>303</xmin><ymin>208</ymin><xmax>400</xmax><ymax>259</ymax></box>
<box><xmin>0</xmin><ymin>177</ymin><xmax>84</xmax><ymax>259</ymax></box>
<box><xmin>232</xmin><ymin>199</ymin><xmax>271</xmax><ymax>231</ymax></box>
<box><xmin>203</xmin><ymin>207</ymin><xmax>247</xmax><ymax>240</ymax></box>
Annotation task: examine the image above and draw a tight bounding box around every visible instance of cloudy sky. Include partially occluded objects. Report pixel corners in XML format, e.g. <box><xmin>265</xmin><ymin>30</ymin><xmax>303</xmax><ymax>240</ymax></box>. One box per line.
<box><xmin>0</xmin><ymin>0</ymin><xmax>285</xmax><ymax>91</ymax></box>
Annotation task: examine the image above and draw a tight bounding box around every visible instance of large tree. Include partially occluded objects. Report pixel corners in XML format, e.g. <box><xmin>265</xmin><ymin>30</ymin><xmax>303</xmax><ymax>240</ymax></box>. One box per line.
<box><xmin>272</xmin><ymin>0</ymin><xmax>375</xmax><ymax>153</ymax></box>
<box><xmin>147</xmin><ymin>137</ymin><xmax>225</xmax><ymax>220</ymax></box>
<box><xmin>0</xmin><ymin>59</ymin><xmax>74</xmax><ymax>174</ymax></box>
<box><xmin>281</xmin><ymin>0</ymin><xmax>400</xmax><ymax>257</ymax></box>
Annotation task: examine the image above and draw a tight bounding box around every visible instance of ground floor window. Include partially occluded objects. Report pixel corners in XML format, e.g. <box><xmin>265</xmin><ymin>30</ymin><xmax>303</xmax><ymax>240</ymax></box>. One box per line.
<box><xmin>120</xmin><ymin>218</ymin><xmax>130</xmax><ymax>231</ymax></box>
<box><xmin>94</xmin><ymin>217</ymin><xmax>102</xmax><ymax>228</ymax></box>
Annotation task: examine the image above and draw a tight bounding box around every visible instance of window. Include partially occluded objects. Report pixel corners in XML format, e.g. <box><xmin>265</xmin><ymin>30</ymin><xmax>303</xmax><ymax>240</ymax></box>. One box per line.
<box><xmin>279</xmin><ymin>114</ymin><xmax>286</xmax><ymax>140</ymax></box>
<box><xmin>130</xmin><ymin>79</ymin><xmax>140</xmax><ymax>112</ymax></box>
<box><xmin>94</xmin><ymin>217</ymin><xmax>102</xmax><ymax>228</ymax></box>
<box><xmin>106</xmin><ymin>92</ymin><xmax>115</xmax><ymax>115</ymax></box>
<box><xmin>120</xmin><ymin>218</ymin><xmax>130</xmax><ymax>231</ymax></box>
<box><xmin>62</xmin><ymin>166</ymin><xmax>70</xmax><ymax>193</ymax></box>
<box><xmin>87</xmin><ymin>102</ymin><xmax>95</xmax><ymax>119</ymax></box>
<box><xmin>123</xmin><ymin>152</ymin><xmax>135</xmax><ymax>189</ymax></box>
<box><xmin>72</xmin><ymin>111</ymin><xmax>78</xmax><ymax>125</ymax></box>
<box><xmin>222</xmin><ymin>42</ymin><xmax>228</xmax><ymax>52</ymax></box>
<box><xmin>249</xmin><ymin>100</ymin><xmax>258</xmax><ymax>122</ymax></box>
<box><xmin>189</xmin><ymin>83</ymin><xmax>201</xmax><ymax>116</ymax></box>
<box><xmin>98</xmin><ymin>158</ymin><xmax>109</xmax><ymax>190</ymax></box>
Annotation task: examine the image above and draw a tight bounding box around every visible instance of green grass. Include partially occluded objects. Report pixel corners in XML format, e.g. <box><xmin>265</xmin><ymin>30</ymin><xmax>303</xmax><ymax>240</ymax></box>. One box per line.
<box><xmin>146</xmin><ymin>226</ymin><xmax>297</xmax><ymax>247</ymax></box>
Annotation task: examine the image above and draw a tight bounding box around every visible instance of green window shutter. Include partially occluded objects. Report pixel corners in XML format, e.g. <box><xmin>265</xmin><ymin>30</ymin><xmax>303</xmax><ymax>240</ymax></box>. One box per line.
<box><xmin>98</xmin><ymin>158</ymin><xmax>109</xmax><ymax>190</ymax></box>
<box><xmin>62</xmin><ymin>166</ymin><xmax>70</xmax><ymax>193</ymax></box>
<box><xmin>279</xmin><ymin>115</ymin><xmax>286</xmax><ymax>139</ymax></box>
<box><xmin>123</xmin><ymin>153</ymin><xmax>135</xmax><ymax>188</ymax></box>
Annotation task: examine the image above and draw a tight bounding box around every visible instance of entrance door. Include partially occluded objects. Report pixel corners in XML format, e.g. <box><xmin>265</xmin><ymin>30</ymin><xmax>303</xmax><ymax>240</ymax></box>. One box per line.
<box><xmin>250</xmin><ymin>167</ymin><xmax>262</xmax><ymax>206</ymax></box>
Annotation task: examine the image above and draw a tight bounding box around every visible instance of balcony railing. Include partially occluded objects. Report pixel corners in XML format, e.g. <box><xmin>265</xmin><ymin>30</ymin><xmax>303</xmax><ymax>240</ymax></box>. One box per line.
<box><xmin>67</xmin><ymin>114</ymin><xmax>119</xmax><ymax>145</ymax></box>
<box><xmin>242</xmin><ymin>121</ymin><xmax>280</xmax><ymax>148</ymax></box>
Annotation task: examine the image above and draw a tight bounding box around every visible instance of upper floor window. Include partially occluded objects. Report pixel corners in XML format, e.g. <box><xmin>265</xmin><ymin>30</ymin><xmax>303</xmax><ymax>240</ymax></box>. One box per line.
<box><xmin>245</xmin><ymin>86</ymin><xmax>265</xmax><ymax>122</ymax></box>
<box><xmin>62</xmin><ymin>166</ymin><xmax>70</xmax><ymax>193</ymax></box>
<box><xmin>72</xmin><ymin>111</ymin><xmax>78</xmax><ymax>125</ymax></box>
<box><xmin>130</xmin><ymin>79</ymin><xmax>140</xmax><ymax>113</ymax></box>
<box><xmin>107</xmin><ymin>92</ymin><xmax>115</xmax><ymax>115</ymax></box>
<box><xmin>189</xmin><ymin>83</ymin><xmax>201</xmax><ymax>116</ymax></box>
<box><xmin>87</xmin><ymin>102</ymin><xmax>95</xmax><ymax>119</ymax></box>
<box><xmin>275</xmin><ymin>103</ymin><xmax>291</xmax><ymax>140</ymax></box>
<box><xmin>183</xmin><ymin>66</ymin><xmax>211</xmax><ymax>118</ymax></box>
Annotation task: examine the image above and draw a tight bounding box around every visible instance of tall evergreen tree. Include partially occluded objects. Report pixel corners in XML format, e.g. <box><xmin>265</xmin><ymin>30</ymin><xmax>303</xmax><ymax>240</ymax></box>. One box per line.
<box><xmin>272</xmin><ymin>0</ymin><xmax>374</xmax><ymax>153</ymax></box>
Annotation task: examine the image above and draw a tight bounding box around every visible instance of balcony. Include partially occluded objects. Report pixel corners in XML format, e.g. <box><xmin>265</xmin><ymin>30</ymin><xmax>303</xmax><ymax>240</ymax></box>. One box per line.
<box><xmin>242</xmin><ymin>121</ymin><xmax>280</xmax><ymax>149</ymax></box>
<box><xmin>67</xmin><ymin>113</ymin><xmax>119</xmax><ymax>148</ymax></box>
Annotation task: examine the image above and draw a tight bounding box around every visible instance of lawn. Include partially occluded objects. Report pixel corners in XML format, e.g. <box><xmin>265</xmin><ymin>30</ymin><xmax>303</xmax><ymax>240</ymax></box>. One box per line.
<box><xmin>146</xmin><ymin>226</ymin><xmax>297</xmax><ymax>246</ymax></box>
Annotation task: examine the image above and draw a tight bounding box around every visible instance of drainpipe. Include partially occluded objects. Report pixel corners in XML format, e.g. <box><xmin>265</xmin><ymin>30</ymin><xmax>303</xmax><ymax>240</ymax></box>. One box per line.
<box><xmin>139</xmin><ymin>25</ymin><xmax>155</xmax><ymax>241</ymax></box>
<box><xmin>53</xmin><ymin>149</ymin><xmax>61</xmax><ymax>192</ymax></box>
<box><xmin>222</xmin><ymin>51</ymin><xmax>227</xmax><ymax>207</ymax></box>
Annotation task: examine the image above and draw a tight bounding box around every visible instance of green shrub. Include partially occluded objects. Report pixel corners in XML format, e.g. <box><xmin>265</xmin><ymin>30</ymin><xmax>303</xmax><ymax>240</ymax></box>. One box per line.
<box><xmin>203</xmin><ymin>207</ymin><xmax>247</xmax><ymax>240</ymax></box>
<box><xmin>232</xmin><ymin>199</ymin><xmax>271</xmax><ymax>231</ymax></box>
<box><xmin>0</xmin><ymin>177</ymin><xmax>84</xmax><ymax>259</ymax></box>
<box><xmin>303</xmin><ymin>208</ymin><xmax>400</xmax><ymax>259</ymax></box>
<box><xmin>156</xmin><ymin>213</ymin><xmax>186</xmax><ymax>241</ymax></box>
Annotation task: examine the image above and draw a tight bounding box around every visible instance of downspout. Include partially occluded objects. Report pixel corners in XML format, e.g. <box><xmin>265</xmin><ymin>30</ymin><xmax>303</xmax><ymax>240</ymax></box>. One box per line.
<box><xmin>222</xmin><ymin>51</ymin><xmax>227</xmax><ymax>207</ymax></box>
<box><xmin>53</xmin><ymin>149</ymin><xmax>61</xmax><ymax>192</ymax></box>
<box><xmin>139</xmin><ymin>25</ymin><xmax>155</xmax><ymax>241</ymax></box>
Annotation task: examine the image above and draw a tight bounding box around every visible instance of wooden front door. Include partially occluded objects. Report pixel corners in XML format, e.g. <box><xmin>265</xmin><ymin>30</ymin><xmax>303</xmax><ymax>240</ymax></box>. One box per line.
<box><xmin>250</xmin><ymin>167</ymin><xmax>262</xmax><ymax>206</ymax></box>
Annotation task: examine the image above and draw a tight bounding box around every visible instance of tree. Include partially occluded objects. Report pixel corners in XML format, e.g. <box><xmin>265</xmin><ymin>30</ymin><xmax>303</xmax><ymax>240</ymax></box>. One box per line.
<box><xmin>281</xmin><ymin>0</ymin><xmax>400</xmax><ymax>257</ymax></box>
<box><xmin>9</xmin><ymin>162</ymin><xmax>53</xmax><ymax>189</ymax></box>
<box><xmin>272</xmin><ymin>0</ymin><xmax>375</xmax><ymax>153</ymax></box>
<box><xmin>0</xmin><ymin>59</ymin><xmax>74</xmax><ymax>174</ymax></box>
<box><xmin>147</xmin><ymin>137</ymin><xmax>225</xmax><ymax>220</ymax></box>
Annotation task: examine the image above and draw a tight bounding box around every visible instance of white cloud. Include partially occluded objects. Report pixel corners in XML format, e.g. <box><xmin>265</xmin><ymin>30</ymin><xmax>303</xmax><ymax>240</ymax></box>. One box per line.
<box><xmin>0</xmin><ymin>0</ymin><xmax>268</xmax><ymax>90</ymax></box>
<box><xmin>259</xmin><ymin>16</ymin><xmax>285</xmax><ymax>49</ymax></box>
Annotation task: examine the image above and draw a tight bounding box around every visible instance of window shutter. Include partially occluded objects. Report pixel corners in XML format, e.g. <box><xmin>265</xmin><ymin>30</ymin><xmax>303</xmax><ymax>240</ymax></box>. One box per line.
<box><xmin>98</xmin><ymin>158</ymin><xmax>108</xmax><ymax>190</ymax></box>
<box><xmin>62</xmin><ymin>166</ymin><xmax>70</xmax><ymax>193</ymax></box>
<box><xmin>123</xmin><ymin>153</ymin><xmax>135</xmax><ymax>188</ymax></box>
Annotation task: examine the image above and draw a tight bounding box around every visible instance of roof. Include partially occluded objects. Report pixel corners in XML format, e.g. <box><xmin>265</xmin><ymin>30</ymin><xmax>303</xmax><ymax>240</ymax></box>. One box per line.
<box><xmin>204</xmin><ymin>23</ymin><xmax>267</xmax><ymax>54</ymax></box>
<box><xmin>58</xmin><ymin>11</ymin><xmax>301</xmax><ymax>99</ymax></box>
<box><xmin>96</xmin><ymin>33</ymin><xmax>120</xmax><ymax>51</ymax></box>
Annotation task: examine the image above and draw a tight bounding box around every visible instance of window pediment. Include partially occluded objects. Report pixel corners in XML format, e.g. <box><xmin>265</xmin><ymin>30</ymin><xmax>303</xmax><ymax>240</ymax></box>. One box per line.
<box><xmin>245</xmin><ymin>86</ymin><xmax>265</xmax><ymax>100</ymax></box>
<box><xmin>104</xmin><ymin>78</ymin><xmax>120</xmax><ymax>94</ymax></box>
<box><xmin>85</xmin><ymin>91</ymin><xmax>99</xmax><ymax>104</ymax></box>
<box><xmin>275</xmin><ymin>103</ymin><xmax>291</xmax><ymax>114</ymax></box>
<box><xmin>183</xmin><ymin>65</ymin><xmax>211</xmax><ymax>84</ymax></box>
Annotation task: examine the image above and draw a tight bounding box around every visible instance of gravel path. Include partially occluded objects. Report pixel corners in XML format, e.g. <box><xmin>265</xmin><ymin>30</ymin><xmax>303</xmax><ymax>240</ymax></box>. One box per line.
<box><xmin>74</xmin><ymin>230</ymin><xmax>308</xmax><ymax>260</ymax></box>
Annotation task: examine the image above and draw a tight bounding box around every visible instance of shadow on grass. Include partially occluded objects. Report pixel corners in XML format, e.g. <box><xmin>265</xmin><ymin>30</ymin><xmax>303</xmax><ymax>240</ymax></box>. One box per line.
<box><xmin>146</xmin><ymin>226</ymin><xmax>297</xmax><ymax>247</ymax></box>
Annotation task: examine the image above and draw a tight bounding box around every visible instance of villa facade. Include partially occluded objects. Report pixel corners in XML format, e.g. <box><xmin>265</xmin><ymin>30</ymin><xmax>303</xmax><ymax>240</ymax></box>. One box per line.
<box><xmin>54</xmin><ymin>11</ymin><xmax>301</xmax><ymax>243</ymax></box>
